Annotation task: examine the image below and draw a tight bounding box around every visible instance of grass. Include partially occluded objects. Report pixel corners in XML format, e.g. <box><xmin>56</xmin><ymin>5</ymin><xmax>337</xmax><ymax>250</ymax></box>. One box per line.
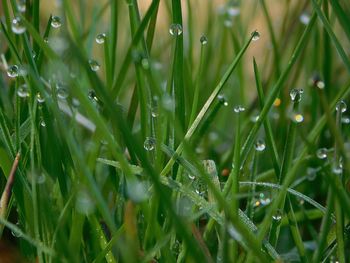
<box><xmin>0</xmin><ymin>0</ymin><xmax>350</xmax><ymax>262</ymax></box>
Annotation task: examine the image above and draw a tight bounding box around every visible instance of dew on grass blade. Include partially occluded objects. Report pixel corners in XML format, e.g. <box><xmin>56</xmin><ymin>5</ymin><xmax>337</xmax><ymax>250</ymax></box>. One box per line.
<box><xmin>11</xmin><ymin>17</ymin><xmax>26</xmax><ymax>34</ymax></box>
<box><xmin>51</xmin><ymin>16</ymin><xmax>62</xmax><ymax>28</ymax></box>
<box><xmin>17</xmin><ymin>84</ymin><xmax>30</xmax><ymax>98</ymax></box>
<box><xmin>200</xmin><ymin>35</ymin><xmax>208</xmax><ymax>45</ymax></box>
<box><xmin>144</xmin><ymin>137</ymin><xmax>155</xmax><ymax>151</ymax></box>
<box><xmin>17</xmin><ymin>0</ymin><xmax>26</xmax><ymax>12</ymax></box>
<box><xmin>251</xmin><ymin>31</ymin><xmax>260</xmax><ymax>41</ymax></box>
<box><xmin>76</xmin><ymin>189</ymin><xmax>95</xmax><ymax>215</ymax></box>
<box><xmin>141</xmin><ymin>58</ymin><xmax>149</xmax><ymax>70</ymax></box>
<box><xmin>254</xmin><ymin>139</ymin><xmax>266</xmax><ymax>152</ymax></box>
<box><xmin>7</xmin><ymin>65</ymin><xmax>19</xmax><ymax>78</ymax></box>
<box><xmin>233</xmin><ymin>105</ymin><xmax>245</xmax><ymax>113</ymax></box>
<box><xmin>127</xmin><ymin>179</ymin><xmax>148</xmax><ymax>203</ymax></box>
<box><xmin>299</xmin><ymin>12</ymin><xmax>310</xmax><ymax>25</ymax></box>
<box><xmin>316</xmin><ymin>148</ymin><xmax>328</xmax><ymax>159</ymax></box>
<box><xmin>293</xmin><ymin>113</ymin><xmax>304</xmax><ymax>123</ymax></box>
<box><xmin>11</xmin><ymin>222</ymin><xmax>22</xmax><ymax>237</ymax></box>
<box><xmin>227</xmin><ymin>5</ymin><xmax>240</xmax><ymax>17</ymax></box>
<box><xmin>39</xmin><ymin>118</ymin><xmax>46</xmax><ymax>127</ymax></box>
<box><xmin>89</xmin><ymin>59</ymin><xmax>100</xmax><ymax>71</ymax></box>
<box><xmin>218</xmin><ymin>94</ymin><xmax>228</xmax><ymax>106</ymax></box>
<box><xmin>169</xmin><ymin>24</ymin><xmax>183</xmax><ymax>36</ymax></box>
<box><xmin>341</xmin><ymin>117</ymin><xmax>350</xmax><ymax>124</ymax></box>
<box><xmin>56</xmin><ymin>84</ymin><xmax>68</xmax><ymax>99</ymax></box>
<box><xmin>259</xmin><ymin>193</ymin><xmax>271</xmax><ymax>206</ymax></box>
<box><xmin>95</xmin><ymin>33</ymin><xmax>106</xmax><ymax>44</ymax></box>
<box><xmin>36</xmin><ymin>93</ymin><xmax>45</xmax><ymax>103</ymax></box>
<box><xmin>289</xmin><ymin>88</ymin><xmax>304</xmax><ymax>102</ymax></box>
<box><xmin>335</xmin><ymin>100</ymin><xmax>347</xmax><ymax>113</ymax></box>
<box><xmin>272</xmin><ymin>209</ymin><xmax>283</xmax><ymax>222</ymax></box>
<box><xmin>88</xmin><ymin>90</ymin><xmax>98</xmax><ymax>101</ymax></box>
<box><xmin>307</xmin><ymin>167</ymin><xmax>318</xmax><ymax>181</ymax></box>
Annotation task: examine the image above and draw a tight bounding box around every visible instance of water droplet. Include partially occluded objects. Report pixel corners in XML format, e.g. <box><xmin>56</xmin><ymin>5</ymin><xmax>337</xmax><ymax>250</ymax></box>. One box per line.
<box><xmin>251</xmin><ymin>31</ymin><xmax>260</xmax><ymax>41</ymax></box>
<box><xmin>76</xmin><ymin>189</ymin><xmax>95</xmax><ymax>215</ymax></box>
<box><xmin>307</xmin><ymin>167</ymin><xmax>318</xmax><ymax>181</ymax></box>
<box><xmin>89</xmin><ymin>59</ymin><xmax>100</xmax><ymax>71</ymax></box>
<box><xmin>224</xmin><ymin>19</ymin><xmax>233</xmax><ymax>28</ymax></box>
<box><xmin>32</xmin><ymin>49</ymin><xmax>37</xmax><ymax>59</ymax></box>
<box><xmin>316</xmin><ymin>148</ymin><xmax>328</xmax><ymax>159</ymax></box>
<box><xmin>259</xmin><ymin>193</ymin><xmax>271</xmax><ymax>206</ymax></box>
<box><xmin>7</xmin><ymin>65</ymin><xmax>19</xmax><ymax>78</ymax></box>
<box><xmin>36</xmin><ymin>93</ymin><xmax>45</xmax><ymax>103</ymax></box>
<box><xmin>11</xmin><ymin>17</ymin><xmax>26</xmax><ymax>34</ymax></box>
<box><xmin>341</xmin><ymin>117</ymin><xmax>350</xmax><ymax>124</ymax></box>
<box><xmin>151</xmin><ymin>105</ymin><xmax>158</xmax><ymax>118</ymax></box>
<box><xmin>272</xmin><ymin>209</ymin><xmax>283</xmax><ymax>222</ymax></box>
<box><xmin>254</xmin><ymin>139</ymin><xmax>266</xmax><ymax>152</ymax></box>
<box><xmin>17</xmin><ymin>84</ymin><xmax>30</xmax><ymax>98</ymax></box>
<box><xmin>51</xmin><ymin>16</ymin><xmax>62</xmax><ymax>28</ymax></box>
<box><xmin>299</xmin><ymin>12</ymin><xmax>310</xmax><ymax>25</ymax></box>
<box><xmin>56</xmin><ymin>83</ymin><xmax>69</xmax><ymax>99</ymax></box>
<box><xmin>289</xmin><ymin>88</ymin><xmax>304</xmax><ymax>102</ymax></box>
<box><xmin>11</xmin><ymin>222</ymin><xmax>22</xmax><ymax>237</ymax></box>
<box><xmin>293</xmin><ymin>113</ymin><xmax>304</xmax><ymax>123</ymax></box>
<box><xmin>127</xmin><ymin>180</ymin><xmax>148</xmax><ymax>203</ymax></box>
<box><xmin>273</xmin><ymin>98</ymin><xmax>281</xmax><ymax>107</ymax></box>
<box><xmin>188</xmin><ymin>173</ymin><xmax>195</xmax><ymax>180</ymax></box>
<box><xmin>88</xmin><ymin>90</ymin><xmax>98</xmax><ymax>101</ymax></box>
<box><xmin>17</xmin><ymin>0</ymin><xmax>26</xmax><ymax>12</ymax></box>
<box><xmin>95</xmin><ymin>33</ymin><xmax>106</xmax><ymax>44</ymax></box>
<box><xmin>332</xmin><ymin>160</ymin><xmax>343</xmax><ymax>175</ymax></box>
<box><xmin>144</xmin><ymin>137</ymin><xmax>155</xmax><ymax>151</ymax></box>
<box><xmin>227</xmin><ymin>6</ymin><xmax>240</xmax><ymax>17</ymax></box>
<box><xmin>39</xmin><ymin>118</ymin><xmax>46</xmax><ymax>127</ymax></box>
<box><xmin>169</xmin><ymin>24</ymin><xmax>183</xmax><ymax>36</ymax></box>
<box><xmin>335</xmin><ymin>100</ymin><xmax>347</xmax><ymax>113</ymax></box>
<box><xmin>43</xmin><ymin>37</ymin><xmax>49</xmax><ymax>43</ymax></box>
<box><xmin>217</xmin><ymin>94</ymin><xmax>228</xmax><ymax>106</ymax></box>
<box><xmin>161</xmin><ymin>94</ymin><xmax>175</xmax><ymax>111</ymax></box>
<box><xmin>233</xmin><ymin>105</ymin><xmax>245</xmax><ymax>113</ymax></box>
<box><xmin>200</xmin><ymin>35</ymin><xmax>208</xmax><ymax>45</ymax></box>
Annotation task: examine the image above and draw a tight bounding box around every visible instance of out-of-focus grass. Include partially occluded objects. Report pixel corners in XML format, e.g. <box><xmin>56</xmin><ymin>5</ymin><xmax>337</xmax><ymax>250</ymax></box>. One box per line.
<box><xmin>0</xmin><ymin>0</ymin><xmax>350</xmax><ymax>262</ymax></box>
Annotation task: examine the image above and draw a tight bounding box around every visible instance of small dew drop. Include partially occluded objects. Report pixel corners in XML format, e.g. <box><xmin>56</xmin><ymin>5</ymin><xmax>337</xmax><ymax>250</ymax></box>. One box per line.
<box><xmin>224</xmin><ymin>20</ymin><xmax>233</xmax><ymax>28</ymax></box>
<box><xmin>56</xmin><ymin>83</ymin><xmax>69</xmax><ymax>99</ymax></box>
<box><xmin>272</xmin><ymin>209</ymin><xmax>283</xmax><ymax>222</ymax></box>
<box><xmin>40</xmin><ymin>118</ymin><xmax>46</xmax><ymax>127</ymax></box>
<box><xmin>335</xmin><ymin>100</ymin><xmax>347</xmax><ymax>113</ymax></box>
<box><xmin>259</xmin><ymin>193</ymin><xmax>271</xmax><ymax>206</ymax></box>
<box><xmin>218</xmin><ymin>94</ymin><xmax>228</xmax><ymax>106</ymax></box>
<box><xmin>293</xmin><ymin>113</ymin><xmax>304</xmax><ymax>123</ymax></box>
<box><xmin>51</xmin><ymin>16</ymin><xmax>62</xmax><ymax>28</ymax></box>
<box><xmin>11</xmin><ymin>17</ymin><xmax>26</xmax><ymax>34</ymax></box>
<box><xmin>316</xmin><ymin>148</ymin><xmax>328</xmax><ymax>159</ymax></box>
<box><xmin>200</xmin><ymin>35</ymin><xmax>208</xmax><ymax>45</ymax></box>
<box><xmin>307</xmin><ymin>167</ymin><xmax>318</xmax><ymax>181</ymax></box>
<box><xmin>7</xmin><ymin>65</ymin><xmax>19</xmax><ymax>78</ymax></box>
<box><xmin>95</xmin><ymin>33</ymin><xmax>106</xmax><ymax>44</ymax></box>
<box><xmin>251</xmin><ymin>31</ymin><xmax>260</xmax><ymax>41</ymax></box>
<box><xmin>36</xmin><ymin>93</ymin><xmax>45</xmax><ymax>103</ymax></box>
<box><xmin>144</xmin><ymin>137</ymin><xmax>155</xmax><ymax>151</ymax></box>
<box><xmin>89</xmin><ymin>59</ymin><xmax>100</xmax><ymax>71</ymax></box>
<box><xmin>341</xmin><ymin>117</ymin><xmax>350</xmax><ymax>124</ymax></box>
<box><xmin>289</xmin><ymin>88</ymin><xmax>304</xmax><ymax>102</ymax></box>
<box><xmin>169</xmin><ymin>24</ymin><xmax>183</xmax><ymax>36</ymax></box>
<box><xmin>233</xmin><ymin>105</ymin><xmax>245</xmax><ymax>113</ymax></box>
<box><xmin>254</xmin><ymin>139</ymin><xmax>266</xmax><ymax>152</ymax></box>
<box><xmin>17</xmin><ymin>84</ymin><xmax>30</xmax><ymax>98</ymax></box>
<box><xmin>299</xmin><ymin>12</ymin><xmax>310</xmax><ymax>25</ymax></box>
<box><xmin>17</xmin><ymin>0</ymin><xmax>26</xmax><ymax>12</ymax></box>
<box><xmin>88</xmin><ymin>90</ymin><xmax>98</xmax><ymax>101</ymax></box>
<box><xmin>188</xmin><ymin>174</ymin><xmax>195</xmax><ymax>180</ymax></box>
<box><xmin>11</xmin><ymin>222</ymin><xmax>22</xmax><ymax>237</ymax></box>
<box><xmin>227</xmin><ymin>6</ymin><xmax>240</xmax><ymax>17</ymax></box>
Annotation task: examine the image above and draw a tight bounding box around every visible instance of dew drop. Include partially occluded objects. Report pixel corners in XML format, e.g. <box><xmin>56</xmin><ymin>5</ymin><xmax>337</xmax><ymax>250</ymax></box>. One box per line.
<box><xmin>11</xmin><ymin>17</ymin><xmax>26</xmax><ymax>34</ymax></box>
<box><xmin>341</xmin><ymin>117</ymin><xmax>350</xmax><ymax>124</ymax></box>
<box><xmin>251</xmin><ymin>31</ymin><xmax>260</xmax><ymax>41</ymax></box>
<box><xmin>273</xmin><ymin>98</ymin><xmax>281</xmax><ymax>107</ymax></box>
<box><xmin>233</xmin><ymin>105</ymin><xmax>245</xmax><ymax>113</ymax></box>
<box><xmin>43</xmin><ymin>37</ymin><xmax>49</xmax><ymax>43</ymax></box>
<box><xmin>254</xmin><ymin>139</ymin><xmax>266</xmax><ymax>152</ymax></box>
<box><xmin>95</xmin><ymin>33</ymin><xmax>106</xmax><ymax>44</ymax></box>
<box><xmin>335</xmin><ymin>100</ymin><xmax>347</xmax><ymax>113</ymax></box>
<box><xmin>144</xmin><ymin>137</ymin><xmax>155</xmax><ymax>151</ymax></box>
<box><xmin>259</xmin><ymin>193</ymin><xmax>271</xmax><ymax>206</ymax></box>
<box><xmin>316</xmin><ymin>148</ymin><xmax>328</xmax><ymax>159</ymax></box>
<box><xmin>89</xmin><ymin>59</ymin><xmax>100</xmax><ymax>71</ymax></box>
<box><xmin>88</xmin><ymin>90</ymin><xmax>98</xmax><ymax>101</ymax></box>
<box><xmin>169</xmin><ymin>23</ymin><xmax>183</xmax><ymax>36</ymax></box>
<box><xmin>51</xmin><ymin>16</ymin><xmax>62</xmax><ymax>28</ymax></box>
<box><xmin>218</xmin><ymin>94</ymin><xmax>228</xmax><ymax>106</ymax></box>
<box><xmin>200</xmin><ymin>35</ymin><xmax>208</xmax><ymax>45</ymax></box>
<box><xmin>188</xmin><ymin>174</ymin><xmax>195</xmax><ymax>180</ymax></box>
<box><xmin>299</xmin><ymin>12</ymin><xmax>310</xmax><ymax>25</ymax></box>
<box><xmin>127</xmin><ymin>180</ymin><xmax>148</xmax><ymax>203</ymax></box>
<box><xmin>227</xmin><ymin>6</ymin><xmax>240</xmax><ymax>17</ymax></box>
<box><xmin>17</xmin><ymin>0</ymin><xmax>26</xmax><ymax>12</ymax></box>
<box><xmin>7</xmin><ymin>65</ymin><xmax>19</xmax><ymax>78</ymax></box>
<box><xmin>272</xmin><ymin>209</ymin><xmax>283</xmax><ymax>222</ymax></box>
<box><xmin>40</xmin><ymin>118</ymin><xmax>46</xmax><ymax>127</ymax></box>
<box><xmin>293</xmin><ymin>113</ymin><xmax>304</xmax><ymax>123</ymax></box>
<box><xmin>56</xmin><ymin>83</ymin><xmax>69</xmax><ymax>99</ymax></box>
<box><xmin>17</xmin><ymin>84</ymin><xmax>30</xmax><ymax>98</ymax></box>
<box><xmin>76</xmin><ymin>189</ymin><xmax>95</xmax><ymax>215</ymax></box>
<box><xmin>224</xmin><ymin>20</ymin><xmax>233</xmax><ymax>28</ymax></box>
<box><xmin>307</xmin><ymin>167</ymin><xmax>318</xmax><ymax>181</ymax></box>
<box><xmin>289</xmin><ymin>88</ymin><xmax>304</xmax><ymax>102</ymax></box>
<box><xmin>36</xmin><ymin>93</ymin><xmax>45</xmax><ymax>103</ymax></box>
<box><xmin>11</xmin><ymin>222</ymin><xmax>22</xmax><ymax>237</ymax></box>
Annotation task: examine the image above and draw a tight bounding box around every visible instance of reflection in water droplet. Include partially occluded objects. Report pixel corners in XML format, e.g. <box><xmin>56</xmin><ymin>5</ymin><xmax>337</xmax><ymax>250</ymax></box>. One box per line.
<box><xmin>11</xmin><ymin>17</ymin><xmax>26</xmax><ymax>34</ymax></box>
<box><xmin>254</xmin><ymin>139</ymin><xmax>266</xmax><ymax>152</ymax></box>
<box><xmin>251</xmin><ymin>31</ymin><xmax>260</xmax><ymax>41</ymax></box>
<box><xmin>144</xmin><ymin>137</ymin><xmax>155</xmax><ymax>151</ymax></box>
<box><xmin>200</xmin><ymin>35</ymin><xmax>208</xmax><ymax>45</ymax></box>
<box><xmin>335</xmin><ymin>100</ymin><xmax>347</xmax><ymax>113</ymax></box>
<box><xmin>169</xmin><ymin>24</ymin><xmax>183</xmax><ymax>36</ymax></box>
<box><xmin>316</xmin><ymin>148</ymin><xmax>328</xmax><ymax>159</ymax></box>
<box><xmin>39</xmin><ymin>117</ymin><xmax>46</xmax><ymax>127</ymax></box>
<box><xmin>89</xmin><ymin>59</ymin><xmax>100</xmax><ymax>71</ymax></box>
<box><xmin>51</xmin><ymin>16</ymin><xmax>62</xmax><ymax>28</ymax></box>
<box><xmin>56</xmin><ymin>83</ymin><xmax>69</xmax><ymax>99</ymax></box>
<box><xmin>95</xmin><ymin>33</ymin><xmax>106</xmax><ymax>44</ymax></box>
<box><xmin>289</xmin><ymin>88</ymin><xmax>304</xmax><ymax>102</ymax></box>
<box><xmin>7</xmin><ymin>65</ymin><xmax>19</xmax><ymax>78</ymax></box>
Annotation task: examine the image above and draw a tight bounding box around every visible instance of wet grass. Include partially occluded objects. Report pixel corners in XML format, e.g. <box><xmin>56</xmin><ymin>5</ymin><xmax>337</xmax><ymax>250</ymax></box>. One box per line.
<box><xmin>0</xmin><ymin>0</ymin><xmax>350</xmax><ymax>262</ymax></box>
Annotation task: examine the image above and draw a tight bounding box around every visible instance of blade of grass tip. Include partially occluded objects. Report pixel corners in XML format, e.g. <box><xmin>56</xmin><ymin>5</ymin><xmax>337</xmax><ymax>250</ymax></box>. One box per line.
<box><xmin>171</xmin><ymin>0</ymin><xmax>186</xmax><ymax>135</ymax></box>
<box><xmin>329</xmin><ymin>0</ymin><xmax>350</xmax><ymax>42</ymax></box>
<box><xmin>240</xmin><ymin>9</ymin><xmax>318</xmax><ymax>167</ymax></box>
<box><xmin>0</xmin><ymin>153</ymin><xmax>20</xmax><ymax>219</ymax></box>
<box><xmin>311</xmin><ymin>0</ymin><xmax>350</xmax><ymax>73</ymax></box>
<box><xmin>253</xmin><ymin>58</ymin><xmax>280</xmax><ymax>177</ymax></box>
<box><xmin>110</xmin><ymin>0</ymin><xmax>118</xmax><ymax>75</ymax></box>
<box><xmin>160</xmin><ymin>31</ymin><xmax>256</xmax><ymax>177</ymax></box>
<box><xmin>111</xmin><ymin>0</ymin><xmax>160</xmax><ymax>99</ymax></box>
<box><xmin>260</xmin><ymin>0</ymin><xmax>281</xmax><ymax>78</ymax></box>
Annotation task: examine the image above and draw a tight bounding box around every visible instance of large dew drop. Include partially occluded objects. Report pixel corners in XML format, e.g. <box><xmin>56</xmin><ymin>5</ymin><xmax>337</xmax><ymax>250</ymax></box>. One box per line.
<box><xmin>89</xmin><ymin>59</ymin><xmax>100</xmax><ymax>71</ymax></box>
<box><xmin>17</xmin><ymin>84</ymin><xmax>30</xmax><ymax>98</ymax></box>
<box><xmin>200</xmin><ymin>35</ymin><xmax>208</xmax><ymax>45</ymax></box>
<box><xmin>7</xmin><ymin>65</ymin><xmax>19</xmax><ymax>78</ymax></box>
<box><xmin>51</xmin><ymin>16</ymin><xmax>62</xmax><ymax>28</ymax></box>
<box><xmin>11</xmin><ymin>17</ymin><xmax>26</xmax><ymax>34</ymax></box>
<box><xmin>251</xmin><ymin>31</ymin><xmax>260</xmax><ymax>41</ymax></box>
<box><xmin>254</xmin><ymin>139</ymin><xmax>266</xmax><ymax>152</ymax></box>
<box><xmin>95</xmin><ymin>33</ymin><xmax>106</xmax><ymax>44</ymax></box>
<box><xmin>36</xmin><ymin>93</ymin><xmax>45</xmax><ymax>103</ymax></box>
<box><xmin>169</xmin><ymin>24</ymin><xmax>183</xmax><ymax>36</ymax></box>
<box><xmin>316</xmin><ymin>148</ymin><xmax>327</xmax><ymax>159</ymax></box>
<box><xmin>144</xmin><ymin>137</ymin><xmax>155</xmax><ymax>151</ymax></box>
<box><xmin>289</xmin><ymin>88</ymin><xmax>304</xmax><ymax>102</ymax></box>
<box><xmin>293</xmin><ymin>113</ymin><xmax>304</xmax><ymax>123</ymax></box>
<box><xmin>335</xmin><ymin>100</ymin><xmax>347</xmax><ymax>113</ymax></box>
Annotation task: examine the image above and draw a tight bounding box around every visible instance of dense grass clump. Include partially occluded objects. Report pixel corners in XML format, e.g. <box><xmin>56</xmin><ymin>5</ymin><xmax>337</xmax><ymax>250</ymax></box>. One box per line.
<box><xmin>0</xmin><ymin>0</ymin><xmax>350</xmax><ymax>262</ymax></box>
